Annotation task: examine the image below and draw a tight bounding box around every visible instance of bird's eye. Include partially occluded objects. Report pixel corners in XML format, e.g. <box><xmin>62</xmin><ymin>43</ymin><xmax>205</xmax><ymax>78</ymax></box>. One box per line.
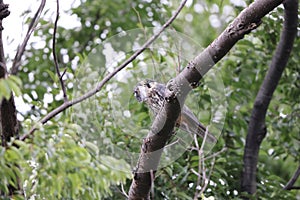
<box><xmin>145</xmin><ymin>82</ymin><xmax>151</xmax><ymax>88</ymax></box>
<box><xmin>134</xmin><ymin>89</ymin><xmax>139</xmax><ymax>97</ymax></box>
<box><xmin>134</xmin><ymin>88</ymin><xmax>143</xmax><ymax>102</ymax></box>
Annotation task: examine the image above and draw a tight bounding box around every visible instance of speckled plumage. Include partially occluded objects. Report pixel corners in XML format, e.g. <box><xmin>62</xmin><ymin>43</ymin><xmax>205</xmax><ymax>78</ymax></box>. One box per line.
<box><xmin>134</xmin><ymin>80</ymin><xmax>216</xmax><ymax>143</ymax></box>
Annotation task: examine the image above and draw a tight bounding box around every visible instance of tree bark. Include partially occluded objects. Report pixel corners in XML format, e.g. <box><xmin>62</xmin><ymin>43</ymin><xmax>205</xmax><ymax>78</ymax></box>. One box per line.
<box><xmin>0</xmin><ymin>1</ymin><xmax>17</xmax><ymax>147</ymax></box>
<box><xmin>128</xmin><ymin>0</ymin><xmax>284</xmax><ymax>199</ymax></box>
<box><xmin>241</xmin><ymin>0</ymin><xmax>298</xmax><ymax>197</ymax></box>
<box><xmin>1</xmin><ymin>96</ymin><xmax>18</xmax><ymax>145</ymax></box>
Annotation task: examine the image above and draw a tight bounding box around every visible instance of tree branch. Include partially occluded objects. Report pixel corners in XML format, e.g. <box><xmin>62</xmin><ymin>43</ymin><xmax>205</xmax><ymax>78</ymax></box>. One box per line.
<box><xmin>10</xmin><ymin>0</ymin><xmax>46</xmax><ymax>75</ymax></box>
<box><xmin>0</xmin><ymin>1</ymin><xmax>18</xmax><ymax>149</ymax></box>
<box><xmin>0</xmin><ymin>2</ymin><xmax>9</xmax><ymax>77</ymax></box>
<box><xmin>128</xmin><ymin>0</ymin><xmax>284</xmax><ymax>199</ymax></box>
<box><xmin>20</xmin><ymin>0</ymin><xmax>189</xmax><ymax>141</ymax></box>
<box><xmin>284</xmin><ymin>165</ymin><xmax>300</xmax><ymax>190</ymax></box>
<box><xmin>241</xmin><ymin>0</ymin><xmax>298</xmax><ymax>196</ymax></box>
<box><xmin>52</xmin><ymin>0</ymin><xmax>68</xmax><ymax>102</ymax></box>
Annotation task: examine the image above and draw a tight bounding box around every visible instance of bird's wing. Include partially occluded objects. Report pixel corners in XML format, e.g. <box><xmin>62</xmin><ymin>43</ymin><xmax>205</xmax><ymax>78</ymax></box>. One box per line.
<box><xmin>178</xmin><ymin>105</ymin><xmax>217</xmax><ymax>143</ymax></box>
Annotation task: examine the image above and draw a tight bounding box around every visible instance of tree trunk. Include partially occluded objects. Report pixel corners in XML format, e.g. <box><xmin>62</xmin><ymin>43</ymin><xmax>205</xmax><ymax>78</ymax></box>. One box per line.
<box><xmin>0</xmin><ymin>1</ymin><xmax>18</xmax><ymax>147</ymax></box>
<box><xmin>241</xmin><ymin>0</ymin><xmax>298</xmax><ymax>197</ymax></box>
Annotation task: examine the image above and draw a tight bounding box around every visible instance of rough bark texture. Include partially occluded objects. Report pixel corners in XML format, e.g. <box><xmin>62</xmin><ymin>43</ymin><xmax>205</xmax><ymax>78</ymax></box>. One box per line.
<box><xmin>128</xmin><ymin>0</ymin><xmax>284</xmax><ymax>199</ymax></box>
<box><xmin>241</xmin><ymin>0</ymin><xmax>298</xmax><ymax>197</ymax></box>
<box><xmin>1</xmin><ymin>96</ymin><xmax>18</xmax><ymax>145</ymax></box>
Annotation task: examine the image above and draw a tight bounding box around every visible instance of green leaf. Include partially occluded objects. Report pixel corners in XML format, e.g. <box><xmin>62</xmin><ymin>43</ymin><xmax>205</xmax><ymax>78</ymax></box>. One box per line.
<box><xmin>68</xmin><ymin>173</ymin><xmax>81</xmax><ymax>195</ymax></box>
<box><xmin>84</xmin><ymin>141</ymin><xmax>99</xmax><ymax>155</ymax></box>
<box><xmin>8</xmin><ymin>75</ymin><xmax>22</xmax><ymax>86</ymax></box>
<box><xmin>11</xmin><ymin>194</ymin><xmax>24</xmax><ymax>200</ymax></box>
<box><xmin>46</xmin><ymin>69</ymin><xmax>58</xmax><ymax>83</ymax></box>
<box><xmin>6</xmin><ymin>78</ymin><xmax>22</xmax><ymax>96</ymax></box>
<box><xmin>5</xmin><ymin>148</ymin><xmax>21</xmax><ymax>162</ymax></box>
<box><xmin>0</xmin><ymin>79</ymin><xmax>11</xmax><ymax>99</ymax></box>
<box><xmin>164</xmin><ymin>166</ymin><xmax>173</xmax><ymax>177</ymax></box>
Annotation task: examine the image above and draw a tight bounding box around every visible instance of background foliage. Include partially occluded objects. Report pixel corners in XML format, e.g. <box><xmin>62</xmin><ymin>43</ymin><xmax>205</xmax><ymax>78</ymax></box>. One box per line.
<box><xmin>0</xmin><ymin>0</ymin><xmax>299</xmax><ymax>199</ymax></box>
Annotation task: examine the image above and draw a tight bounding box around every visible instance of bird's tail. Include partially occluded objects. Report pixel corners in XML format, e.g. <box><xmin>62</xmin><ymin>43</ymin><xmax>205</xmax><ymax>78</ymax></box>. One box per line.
<box><xmin>178</xmin><ymin>106</ymin><xmax>217</xmax><ymax>143</ymax></box>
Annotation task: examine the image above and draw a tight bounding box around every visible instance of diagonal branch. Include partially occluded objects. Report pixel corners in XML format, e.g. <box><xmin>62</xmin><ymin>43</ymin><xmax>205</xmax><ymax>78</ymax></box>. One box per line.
<box><xmin>10</xmin><ymin>0</ymin><xmax>46</xmax><ymax>75</ymax></box>
<box><xmin>20</xmin><ymin>0</ymin><xmax>189</xmax><ymax>141</ymax></box>
<box><xmin>128</xmin><ymin>0</ymin><xmax>284</xmax><ymax>199</ymax></box>
<box><xmin>241</xmin><ymin>0</ymin><xmax>298</xmax><ymax>196</ymax></box>
<box><xmin>284</xmin><ymin>165</ymin><xmax>300</xmax><ymax>190</ymax></box>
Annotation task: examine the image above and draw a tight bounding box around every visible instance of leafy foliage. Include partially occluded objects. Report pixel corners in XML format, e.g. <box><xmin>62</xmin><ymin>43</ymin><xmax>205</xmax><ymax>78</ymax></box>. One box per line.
<box><xmin>0</xmin><ymin>124</ymin><xmax>130</xmax><ymax>199</ymax></box>
<box><xmin>0</xmin><ymin>75</ymin><xmax>22</xmax><ymax>100</ymax></box>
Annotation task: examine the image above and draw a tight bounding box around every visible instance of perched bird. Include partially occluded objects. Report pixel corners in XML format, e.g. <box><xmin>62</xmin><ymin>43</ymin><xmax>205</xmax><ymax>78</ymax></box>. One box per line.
<box><xmin>134</xmin><ymin>80</ymin><xmax>216</xmax><ymax>143</ymax></box>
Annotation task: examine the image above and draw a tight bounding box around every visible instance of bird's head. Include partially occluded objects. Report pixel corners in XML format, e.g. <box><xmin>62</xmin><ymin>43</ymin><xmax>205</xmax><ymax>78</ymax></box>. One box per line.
<box><xmin>134</xmin><ymin>79</ymin><xmax>154</xmax><ymax>102</ymax></box>
<box><xmin>134</xmin><ymin>79</ymin><xmax>166</xmax><ymax>102</ymax></box>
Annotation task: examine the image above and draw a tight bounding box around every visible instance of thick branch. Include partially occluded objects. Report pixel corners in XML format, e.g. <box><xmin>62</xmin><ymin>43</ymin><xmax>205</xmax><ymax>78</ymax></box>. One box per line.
<box><xmin>128</xmin><ymin>0</ymin><xmax>284</xmax><ymax>199</ymax></box>
<box><xmin>0</xmin><ymin>2</ymin><xmax>9</xmax><ymax>77</ymax></box>
<box><xmin>284</xmin><ymin>165</ymin><xmax>300</xmax><ymax>190</ymax></box>
<box><xmin>241</xmin><ymin>0</ymin><xmax>298</xmax><ymax>196</ymax></box>
<box><xmin>0</xmin><ymin>2</ymin><xmax>18</xmax><ymax>148</ymax></box>
<box><xmin>1</xmin><ymin>96</ymin><xmax>18</xmax><ymax>145</ymax></box>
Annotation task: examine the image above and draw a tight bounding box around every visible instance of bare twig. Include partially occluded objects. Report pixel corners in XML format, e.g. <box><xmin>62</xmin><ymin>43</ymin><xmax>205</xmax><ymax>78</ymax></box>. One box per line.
<box><xmin>193</xmin><ymin>128</ymin><xmax>215</xmax><ymax>199</ymax></box>
<box><xmin>284</xmin><ymin>165</ymin><xmax>300</xmax><ymax>190</ymax></box>
<box><xmin>193</xmin><ymin>133</ymin><xmax>204</xmax><ymax>200</ymax></box>
<box><xmin>190</xmin><ymin>145</ymin><xmax>226</xmax><ymax>198</ymax></box>
<box><xmin>200</xmin><ymin>157</ymin><xmax>215</xmax><ymax>194</ymax></box>
<box><xmin>120</xmin><ymin>183</ymin><xmax>129</xmax><ymax>198</ymax></box>
<box><xmin>11</xmin><ymin>0</ymin><xmax>46</xmax><ymax>75</ymax></box>
<box><xmin>203</xmin><ymin>147</ymin><xmax>227</xmax><ymax>161</ymax></box>
<box><xmin>20</xmin><ymin>0</ymin><xmax>188</xmax><ymax>141</ymax></box>
<box><xmin>52</xmin><ymin>0</ymin><xmax>68</xmax><ymax>102</ymax></box>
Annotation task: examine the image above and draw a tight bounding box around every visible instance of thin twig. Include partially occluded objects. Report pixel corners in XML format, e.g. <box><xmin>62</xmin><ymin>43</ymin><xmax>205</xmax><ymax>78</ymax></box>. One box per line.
<box><xmin>52</xmin><ymin>0</ymin><xmax>68</xmax><ymax>102</ymax></box>
<box><xmin>193</xmin><ymin>127</ymin><xmax>221</xmax><ymax>199</ymax></box>
<box><xmin>199</xmin><ymin>126</ymin><xmax>209</xmax><ymax>153</ymax></box>
<box><xmin>11</xmin><ymin>0</ymin><xmax>46</xmax><ymax>75</ymax></box>
<box><xmin>200</xmin><ymin>157</ymin><xmax>216</xmax><ymax>194</ymax></box>
<box><xmin>20</xmin><ymin>0</ymin><xmax>188</xmax><ymax>141</ymax></box>
<box><xmin>193</xmin><ymin>133</ymin><xmax>203</xmax><ymax>200</ymax></box>
<box><xmin>120</xmin><ymin>183</ymin><xmax>129</xmax><ymax>198</ymax></box>
<box><xmin>199</xmin><ymin>127</ymin><xmax>210</xmax><ymax>195</ymax></box>
<box><xmin>203</xmin><ymin>147</ymin><xmax>227</xmax><ymax>161</ymax></box>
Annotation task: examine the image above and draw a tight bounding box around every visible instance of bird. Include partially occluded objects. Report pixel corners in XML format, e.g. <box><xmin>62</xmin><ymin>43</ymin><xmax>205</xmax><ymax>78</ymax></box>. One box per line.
<box><xmin>134</xmin><ymin>79</ymin><xmax>217</xmax><ymax>143</ymax></box>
